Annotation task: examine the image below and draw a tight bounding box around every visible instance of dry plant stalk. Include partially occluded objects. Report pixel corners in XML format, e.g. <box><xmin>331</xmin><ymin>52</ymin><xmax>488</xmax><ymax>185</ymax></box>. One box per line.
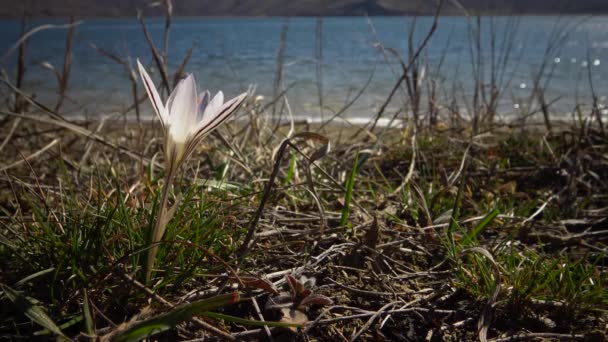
<box><xmin>55</xmin><ymin>16</ymin><xmax>75</xmax><ymax>112</ymax></box>
<box><xmin>366</xmin><ymin>0</ymin><xmax>444</xmax><ymax>135</ymax></box>
<box><xmin>14</xmin><ymin>16</ymin><xmax>28</xmax><ymax>114</ymax></box>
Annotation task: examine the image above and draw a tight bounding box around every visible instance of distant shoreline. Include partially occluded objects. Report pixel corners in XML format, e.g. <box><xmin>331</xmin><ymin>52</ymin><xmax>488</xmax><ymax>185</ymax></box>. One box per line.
<box><xmin>3</xmin><ymin>0</ymin><xmax>607</xmax><ymax>19</ymax></box>
<box><xmin>1</xmin><ymin>13</ymin><xmax>608</xmax><ymax>19</ymax></box>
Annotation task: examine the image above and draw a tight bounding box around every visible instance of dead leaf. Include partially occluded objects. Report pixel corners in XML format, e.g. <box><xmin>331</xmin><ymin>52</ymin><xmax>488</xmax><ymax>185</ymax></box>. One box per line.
<box><xmin>279</xmin><ymin>308</ymin><xmax>308</xmax><ymax>332</ymax></box>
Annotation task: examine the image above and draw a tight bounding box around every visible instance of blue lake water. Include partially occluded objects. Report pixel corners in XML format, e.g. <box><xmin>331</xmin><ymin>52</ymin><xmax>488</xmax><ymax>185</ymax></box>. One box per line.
<box><xmin>0</xmin><ymin>16</ymin><xmax>607</xmax><ymax>123</ymax></box>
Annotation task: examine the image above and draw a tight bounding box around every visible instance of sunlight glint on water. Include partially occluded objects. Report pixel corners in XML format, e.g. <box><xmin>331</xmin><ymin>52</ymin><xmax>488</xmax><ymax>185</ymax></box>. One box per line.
<box><xmin>0</xmin><ymin>16</ymin><xmax>607</xmax><ymax>122</ymax></box>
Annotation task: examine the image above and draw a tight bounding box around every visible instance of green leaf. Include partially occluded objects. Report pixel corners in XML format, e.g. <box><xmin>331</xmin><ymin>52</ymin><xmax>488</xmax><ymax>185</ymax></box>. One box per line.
<box><xmin>1</xmin><ymin>284</ymin><xmax>67</xmax><ymax>339</ymax></box>
<box><xmin>34</xmin><ymin>315</ymin><xmax>82</xmax><ymax>336</ymax></box>
<box><xmin>83</xmin><ymin>290</ymin><xmax>95</xmax><ymax>336</ymax></box>
<box><xmin>283</xmin><ymin>151</ymin><xmax>297</xmax><ymax>185</ymax></box>
<box><xmin>114</xmin><ymin>293</ymin><xmax>239</xmax><ymax>342</ymax></box>
<box><xmin>462</xmin><ymin>209</ymin><xmax>500</xmax><ymax>245</ymax></box>
<box><xmin>203</xmin><ymin>312</ymin><xmax>304</xmax><ymax>328</ymax></box>
<box><xmin>340</xmin><ymin>151</ymin><xmax>359</xmax><ymax>228</ymax></box>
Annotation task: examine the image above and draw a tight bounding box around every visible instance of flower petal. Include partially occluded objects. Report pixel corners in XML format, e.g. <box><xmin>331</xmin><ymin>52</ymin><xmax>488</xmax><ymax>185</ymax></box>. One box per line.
<box><xmin>194</xmin><ymin>92</ymin><xmax>247</xmax><ymax>140</ymax></box>
<box><xmin>193</xmin><ymin>91</ymin><xmax>222</xmax><ymax>130</ymax></box>
<box><xmin>137</xmin><ymin>59</ymin><xmax>168</xmax><ymax>129</ymax></box>
<box><xmin>166</xmin><ymin>74</ymin><xmax>198</xmax><ymax>141</ymax></box>
<box><xmin>183</xmin><ymin>92</ymin><xmax>247</xmax><ymax>164</ymax></box>
<box><xmin>205</xmin><ymin>91</ymin><xmax>224</xmax><ymax>116</ymax></box>
<box><xmin>198</xmin><ymin>90</ymin><xmax>211</xmax><ymax>120</ymax></box>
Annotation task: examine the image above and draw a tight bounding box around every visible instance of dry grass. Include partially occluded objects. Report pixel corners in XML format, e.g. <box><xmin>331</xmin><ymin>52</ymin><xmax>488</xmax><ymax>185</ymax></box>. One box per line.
<box><xmin>0</xmin><ymin>108</ymin><xmax>606</xmax><ymax>340</ymax></box>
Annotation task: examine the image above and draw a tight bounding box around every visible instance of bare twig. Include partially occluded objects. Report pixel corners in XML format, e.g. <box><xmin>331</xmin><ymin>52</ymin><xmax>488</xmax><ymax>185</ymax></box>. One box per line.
<box><xmin>55</xmin><ymin>16</ymin><xmax>76</xmax><ymax>112</ymax></box>
<box><xmin>138</xmin><ymin>11</ymin><xmax>171</xmax><ymax>94</ymax></box>
<box><xmin>1</xmin><ymin>21</ymin><xmax>82</xmax><ymax>63</ymax></box>
<box><xmin>238</xmin><ymin>132</ymin><xmax>330</xmax><ymax>256</ymax></box>
<box><xmin>0</xmin><ymin>138</ymin><xmax>59</xmax><ymax>173</ymax></box>
<box><xmin>366</xmin><ymin>0</ymin><xmax>444</xmax><ymax>134</ymax></box>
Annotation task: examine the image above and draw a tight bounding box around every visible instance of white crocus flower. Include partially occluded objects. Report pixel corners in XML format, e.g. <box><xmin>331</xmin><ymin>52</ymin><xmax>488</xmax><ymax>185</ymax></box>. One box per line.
<box><xmin>137</xmin><ymin>59</ymin><xmax>247</xmax><ymax>283</ymax></box>
<box><xmin>137</xmin><ymin>59</ymin><xmax>247</xmax><ymax>174</ymax></box>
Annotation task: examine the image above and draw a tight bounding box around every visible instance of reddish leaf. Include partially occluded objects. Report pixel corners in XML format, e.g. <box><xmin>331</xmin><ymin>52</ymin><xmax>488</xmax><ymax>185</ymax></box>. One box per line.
<box><xmin>286</xmin><ymin>275</ymin><xmax>299</xmax><ymax>298</ymax></box>
<box><xmin>299</xmin><ymin>294</ymin><xmax>334</xmax><ymax>308</ymax></box>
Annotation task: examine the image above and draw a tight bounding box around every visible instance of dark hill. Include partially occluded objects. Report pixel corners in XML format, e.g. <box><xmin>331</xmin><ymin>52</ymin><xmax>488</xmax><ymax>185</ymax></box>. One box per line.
<box><xmin>2</xmin><ymin>0</ymin><xmax>608</xmax><ymax>17</ymax></box>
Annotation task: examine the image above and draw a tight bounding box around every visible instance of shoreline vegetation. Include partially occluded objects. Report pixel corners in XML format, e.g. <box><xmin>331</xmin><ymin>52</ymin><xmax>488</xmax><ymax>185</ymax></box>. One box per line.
<box><xmin>1</xmin><ymin>1</ymin><xmax>607</xmax><ymax>341</ymax></box>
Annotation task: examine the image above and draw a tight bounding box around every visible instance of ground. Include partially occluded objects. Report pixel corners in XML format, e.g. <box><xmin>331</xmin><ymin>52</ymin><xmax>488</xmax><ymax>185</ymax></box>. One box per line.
<box><xmin>0</xmin><ymin>115</ymin><xmax>606</xmax><ymax>341</ymax></box>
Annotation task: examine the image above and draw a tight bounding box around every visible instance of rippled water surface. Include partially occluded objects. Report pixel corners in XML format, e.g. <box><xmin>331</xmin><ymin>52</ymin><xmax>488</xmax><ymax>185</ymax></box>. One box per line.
<box><xmin>1</xmin><ymin>16</ymin><xmax>607</xmax><ymax>121</ymax></box>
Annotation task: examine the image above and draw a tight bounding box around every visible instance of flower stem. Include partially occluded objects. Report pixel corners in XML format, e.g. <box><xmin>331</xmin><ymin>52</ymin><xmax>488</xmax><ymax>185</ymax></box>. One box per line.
<box><xmin>145</xmin><ymin>169</ymin><xmax>175</xmax><ymax>284</ymax></box>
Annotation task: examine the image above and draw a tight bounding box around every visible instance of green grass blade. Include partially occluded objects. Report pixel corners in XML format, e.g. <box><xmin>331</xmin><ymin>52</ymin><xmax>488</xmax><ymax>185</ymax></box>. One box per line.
<box><xmin>83</xmin><ymin>290</ymin><xmax>95</xmax><ymax>336</ymax></box>
<box><xmin>194</xmin><ymin>178</ymin><xmax>243</xmax><ymax>191</ymax></box>
<box><xmin>447</xmin><ymin>156</ymin><xmax>468</xmax><ymax>257</ymax></box>
<box><xmin>14</xmin><ymin>267</ymin><xmax>55</xmax><ymax>288</ymax></box>
<box><xmin>0</xmin><ymin>232</ymin><xmax>16</xmax><ymax>249</ymax></box>
<box><xmin>203</xmin><ymin>311</ymin><xmax>304</xmax><ymax>328</ymax></box>
<box><xmin>35</xmin><ymin>315</ymin><xmax>83</xmax><ymax>336</ymax></box>
<box><xmin>0</xmin><ymin>284</ymin><xmax>67</xmax><ymax>339</ymax></box>
<box><xmin>462</xmin><ymin>209</ymin><xmax>500</xmax><ymax>245</ymax></box>
<box><xmin>283</xmin><ymin>150</ymin><xmax>297</xmax><ymax>185</ymax></box>
<box><xmin>340</xmin><ymin>151</ymin><xmax>359</xmax><ymax>228</ymax></box>
<box><xmin>114</xmin><ymin>293</ymin><xmax>239</xmax><ymax>342</ymax></box>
